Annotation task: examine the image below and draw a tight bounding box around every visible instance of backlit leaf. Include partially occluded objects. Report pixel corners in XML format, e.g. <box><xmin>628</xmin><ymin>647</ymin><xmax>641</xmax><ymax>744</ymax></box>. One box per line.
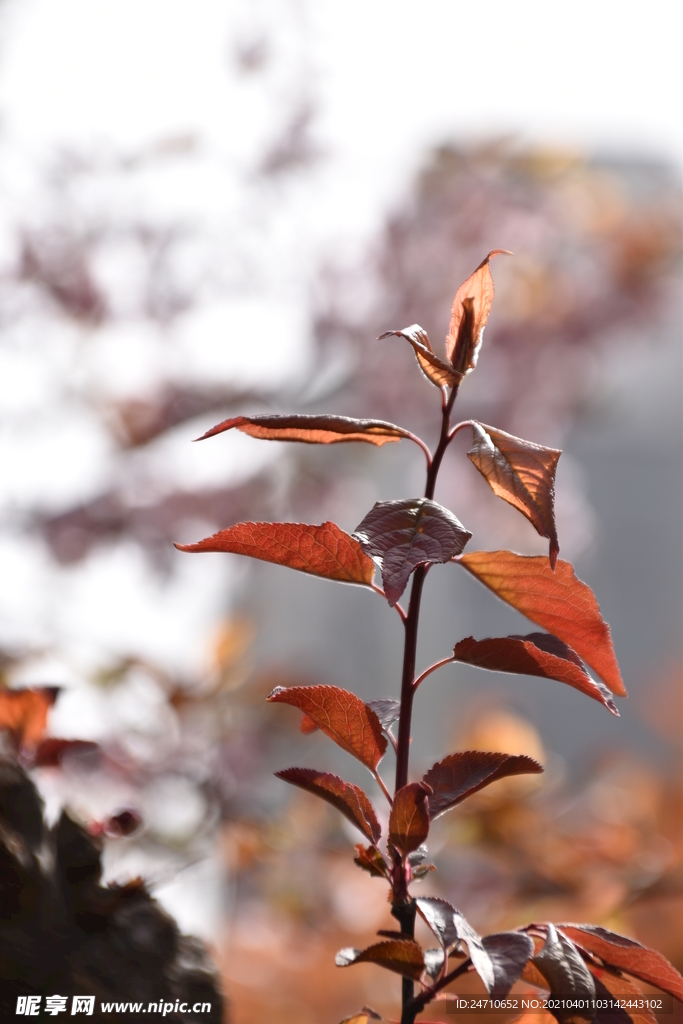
<box><xmin>336</xmin><ymin>939</ymin><xmax>425</xmax><ymax>981</ymax></box>
<box><xmin>459</xmin><ymin>551</ymin><xmax>626</xmax><ymax>696</ymax></box>
<box><xmin>452</xmin><ymin>634</ymin><xmax>619</xmax><ymax>715</ymax></box>
<box><xmin>354</xmin><ymin>843</ymin><xmax>389</xmax><ymax>879</ymax></box>
<box><xmin>482</xmin><ymin>932</ymin><xmax>536</xmax><ymax>998</ymax></box>
<box><xmin>416</xmin><ymin>896</ymin><xmax>494</xmax><ymax>991</ymax></box>
<box><xmin>197</xmin><ymin>413</ymin><xmax>413</xmax><ymax>447</ymax></box>
<box><xmin>467</xmin><ymin>422</ymin><xmax>561</xmax><ymax>567</ymax></box>
<box><xmin>177</xmin><ymin>520</ymin><xmax>375</xmax><ymax>587</ymax></box>
<box><xmin>388</xmin><ymin>782</ymin><xmax>431</xmax><ymax>855</ymax></box>
<box><xmin>354</xmin><ymin>499</ymin><xmax>472</xmax><ymax>605</ymax></box>
<box><xmin>423</xmin><ymin>750</ymin><xmax>543</xmax><ymax>818</ymax></box>
<box><xmin>590</xmin><ymin>968</ymin><xmax>658</xmax><ymax>1024</ymax></box>
<box><xmin>558</xmin><ymin>925</ymin><xmax>683</xmax><ymax>1001</ymax></box>
<box><xmin>446</xmin><ymin>250</ymin><xmax>510</xmax><ymax>373</ymax></box>
<box><xmin>0</xmin><ymin>687</ymin><xmax>59</xmax><ymax>749</ymax></box>
<box><xmin>533</xmin><ymin>924</ymin><xmax>596</xmax><ymax>1022</ymax></box>
<box><xmin>267</xmin><ymin>684</ymin><xmax>387</xmax><ymax>771</ymax></box>
<box><xmin>380</xmin><ymin>325</ymin><xmax>463</xmax><ymax>388</ymax></box>
<box><xmin>275</xmin><ymin>767</ymin><xmax>381</xmax><ymax>843</ymax></box>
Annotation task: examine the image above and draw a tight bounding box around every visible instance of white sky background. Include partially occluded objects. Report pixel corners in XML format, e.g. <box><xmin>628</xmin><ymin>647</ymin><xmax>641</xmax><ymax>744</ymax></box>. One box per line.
<box><xmin>0</xmin><ymin>0</ymin><xmax>681</xmax><ymax>939</ymax></box>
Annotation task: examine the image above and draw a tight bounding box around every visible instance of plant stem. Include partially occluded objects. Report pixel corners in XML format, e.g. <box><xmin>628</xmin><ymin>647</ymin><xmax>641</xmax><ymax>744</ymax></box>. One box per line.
<box><xmin>393</xmin><ymin>382</ymin><xmax>461</xmax><ymax>1024</ymax></box>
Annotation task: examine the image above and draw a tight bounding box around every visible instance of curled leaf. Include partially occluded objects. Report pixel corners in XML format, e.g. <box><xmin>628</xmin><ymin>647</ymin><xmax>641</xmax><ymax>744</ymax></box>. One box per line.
<box><xmin>177</xmin><ymin>520</ymin><xmax>375</xmax><ymax>587</ymax></box>
<box><xmin>416</xmin><ymin>897</ymin><xmax>494</xmax><ymax>991</ymax></box>
<box><xmin>533</xmin><ymin>924</ymin><xmax>596</xmax><ymax>1022</ymax></box>
<box><xmin>336</xmin><ymin>939</ymin><xmax>425</xmax><ymax>981</ymax></box>
<box><xmin>267</xmin><ymin>684</ymin><xmax>387</xmax><ymax>771</ymax></box>
<box><xmin>354</xmin><ymin>498</ymin><xmax>472</xmax><ymax>605</ymax></box>
<box><xmin>423</xmin><ymin>750</ymin><xmax>543</xmax><ymax>818</ymax></box>
<box><xmin>459</xmin><ymin>551</ymin><xmax>626</xmax><ymax>696</ymax></box>
<box><xmin>275</xmin><ymin>767</ymin><xmax>381</xmax><ymax>843</ymax></box>
<box><xmin>197</xmin><ymin>413</ymin><xmax>413</xmax><ymax>447</ymax></box>
<box><xmin>380</xmin><ymin>325</ymin><xmax>462</xmax><ymax>388</ymax></box>
<box><xmin>557</xmin><ymin>925</ymin><xmax>683</xmax><ymax>1002</ymax></box>
<box><xmin>388</xmin><ymin>782</ymin><xmax>431</xmax><ymax>855</ymax></box>
<box><xmin>354</xmin><ymin>843</ymin><xmax>389</xmax><ymax>879</ymax></box>
<box><xmin>481</xmin><ymin>932</ymin><xmax>536</xmax><ymax>998</ymax></box>
<box><xmin>467</xmin><ymin>422</ymin><xmax>561</xmax><ymax>568</ymax></box>
<box><xmin>446</xmin><ymin>250</ymin><xmax>510</xmax><ymax>373</ymax></box>
<box><xmin>452</xmin><ymin>634</ymin><xmax>619</xmax><ymax>715</ymax></box>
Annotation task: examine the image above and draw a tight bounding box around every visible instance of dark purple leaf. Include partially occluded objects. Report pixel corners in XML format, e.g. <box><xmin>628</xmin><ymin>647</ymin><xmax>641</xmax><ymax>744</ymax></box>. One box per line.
<box><xmin>423</xmin><ymin>750</ymin><xmax>543</xmax><ymax>818</ymax></box>
<box><xmin>416</xmin><ymin>896</ymin><xmax>495</xmax><ymax>992</ymax></box>
<box><xmin>533</xmin><ymin>924</ymin><xmax>596</xmax><ymax>1021</ymax></box>
<box><xmin>481</xmin><ymin>932</ymin><xmax>535</xmax><ymax>998</ymax></box>
<box><xmin>354</xmin><ymin>499</ymin><xmax>471</xmax><ymax>605</ymax></box>
<box><xmin>365</xmin><ymin>698</ymin><xmax>401</xmax><ymax>730</ymax></box>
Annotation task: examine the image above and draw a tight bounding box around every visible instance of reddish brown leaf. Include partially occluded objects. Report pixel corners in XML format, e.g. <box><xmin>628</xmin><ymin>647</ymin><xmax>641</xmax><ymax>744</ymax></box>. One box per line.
<box><xmin>558</xmin><ymin>925</ymin><xmax>683</xmax><ymax>1002</ymax></box>
<box><xmin>533</xmin><ymin>924</ymin><xmax>596</xmax><ymax>1021</ymax></box>
<box><xmin>446</xmin><ymin>250</ymin><xmax>510</xmax><ymax>373</ymax></box>
<box><xmin>590</xmin><ymin>967</ymin><xmax>658</xmax><ymax>1024</ymax></box>
<box><xmin>267</xmin><ymin>684</ymin><xmax>387</xmax><ymax>771</ymax></box>
<box><xmin>33</xmin><ymin>738</ymin><xmax>100</xmax><ymax>767</ymax></box>
<box><xmin>452</xmin><ymin>634</ymin><xmax>619</xmax><ymax>715</ymax></box>
<box><xmin>467</xmin><ymin>422</ymin><xmax>561</xmax><ymax>567</ymax></box>
<box><xmin>380</xmin><ymin>325</ymin><xmax>462</xmax><ymax>388</ymax></box>
<box><xmin>354</xmin><ymin>843</ymin><xmax>389</xmax><ymax>879</ymax></box>
<box><xmin>176</xmin><ymin>520</ymin><xmax>375</xmax><ymax>587</ymax></box>
<box><xmin>459</xmin><ymin>551</ymin><xmax>626</xmax><ymax>696</ymax></box>
<box><xmin>275</xmin><ymin>767</ymin><xmax>381</xmax><ymax>843</ymax></box>
<box><xmin>354</xmin><ymin>499</ymin><xmax>471</xmax><ymax>605</ymax></box>
<box><xmin>416</xmin><ymin>897</ymin><xmax>494</xmax><ymax>991</ymax></box>
<box><xmin>0</xmin><ymin>687</ymin><xmax>59</xmax><ymax>749</ymax></box>
<box><xmin>299</xmin><ymin>712</ymin><xmax>319</xmax><ymax>734</ymax></box>
<box><xmin>196</xmin><ymin>413</ymin><xmax>413</xmax><ymax>447</ymax></box>
<box><xmin>481</xmin><ymin>932</ymin><xmax>536</xmax><ymax>998</ymax></box>
<box><xmin>388</xmin><ymin>782</ymin><xmax>431</xmax><ymax>855</ymax></box>
<box><xmin>423</xmin><ymin>750</ymin><xmax>543</xmax><ymax>818</ymax></box>
<box><xmin>336</xmin><ymin>939</ymin><xmax>425</xmax><ymax>981</ymax></box>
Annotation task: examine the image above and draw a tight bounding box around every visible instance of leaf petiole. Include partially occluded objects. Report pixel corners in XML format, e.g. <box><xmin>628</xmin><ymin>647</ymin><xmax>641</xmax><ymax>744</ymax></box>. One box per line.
<box><xmin>412</xmin><ymin>655</ymin><xmax>456</xmax><ymax>691</ymax></box>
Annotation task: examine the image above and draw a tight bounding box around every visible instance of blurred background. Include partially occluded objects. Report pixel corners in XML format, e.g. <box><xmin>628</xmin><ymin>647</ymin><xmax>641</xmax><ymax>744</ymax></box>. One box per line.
<box><xmin>0</xmin><ymin>1</ymin><xmax>681</xmax><ymax>1021</ymax></box>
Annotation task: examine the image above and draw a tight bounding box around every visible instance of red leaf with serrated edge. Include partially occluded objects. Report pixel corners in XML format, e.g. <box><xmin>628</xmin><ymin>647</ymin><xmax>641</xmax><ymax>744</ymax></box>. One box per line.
<box><xmin>0</xmin><ymin>687</ymin><xmax>59</xmax><ymax>748</ymax></box>
<box><xmin>379</xmin><ymin>325</ymin><xmax>462</xmax><ymax>388</ymax></box>
<box><xmin>196</xmin><ymin>413</ymin><xmax>413</xmax><ymax>447</ymax></box>
<box><xmin>354</xmin><ymin>844</ymin><xmax>389</xmax><ymax>878</ymax></box>
<box><xmin>276</xmin><ymin>767</ymin><xmax>381</xmax><ymax>843</ymax></box>
<box><xmin>467</xmin><ymin>422</ymin><xmax>561</xmax><ymax>567</ymax></box>
<box><xmin>590</xmin><ymin>967</ymin><xmax>658</xmax><ymax>1024</ymax></box>
<box><xmin>533</xmin><ymin>924</ymin><xmax>596</xmax><ymax>1022</ymax></box>
<box><xmin>452</xmin><ymin>634</ymin><xmax>619</xmax><ymax>715</ymax></box>
<box><xmin>33</xmin><ymin>738</ymin><xmax>100</xmax><ymax>767</ymax></box>
<box><xmin>423</xmin><ymin>750</ymin><xmax>543</xmax><ymax>818</ymax></box>
<box><xmin>558</xmin><ymin>925</ymin><xmax>683</xmax><ymax>1002</ymax></box>
<box><xmin>446</xmin><ymin>251</ymin><xmax>511</xmax><ymax>373</ymax></box>
<box><xmin>354</xmin><ymin>499</ymin><xmax>471</xmax><ymax>605</ymax></box>
<box><xmin>459</xmin><ymin>551</ymin><xmax>626</xmax><ymax>696</ymax></box>
<box><xmin>416</xmin><ymin>897</ymin><xmax>494</xmax><ymax>992</ymax></box>
<box><xmin>176</xmin><ymin>521</ymin><xmax>375</xmax><ymax>587</ymax></box>
<box><xmin>389</xmin><ymin>782</ymin><xmax>431</xmax><ymax>855</ymax></box>
<box><xmin>336</xmin><ymin>940</ymin><xmax>425</xmax><ymax>981</ymax></box>
<box><xmin>267</xmin><ymin>685</ymin><xmax>387</xmax><ymax>771</ymax></box>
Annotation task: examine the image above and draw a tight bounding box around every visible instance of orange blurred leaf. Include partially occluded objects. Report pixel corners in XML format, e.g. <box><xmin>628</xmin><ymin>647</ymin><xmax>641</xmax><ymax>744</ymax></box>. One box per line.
<box><xmin>423</xmin><ymin>750</ymin><xmax>543</xmax><ymax>818</ymax></box>
<box><xmin>467</xmin><ymin>422</ymin><xmax>561</xmax><ymax>567</ymax></box>
<box><xmin>0</xmin><ymin>687</ymin><xmax>58</xmax><ymax>748</ymax></box>
<box><xmin>446</xmin><ymin>250</ymin><xmax>511</xmax><ymax>374</ymax></box>
<box><xmin>452</xmin><ymin>634</ymin><xmax>618</xmax><ymax>715</ymax></box>
<box><xmin>176</xmin><ymin>521</ymin><xmax>375</xmax><ymax>587</ymax></box>
<box><xmin>459</xmin><ymin>551</ymin><xmax>626</xmax><ymax>696</ymax></box>
<box><xmin>197</xmin><ymin>413</ymin><xmax>413</xmax><ymax>447</ymax></box>
<box><xmin>336</xmin><ymin>939</ymin><xmax>425</xmax><ymax>981</ymax></box>
<box><xmin>267</xmin><ymin>684</ymin><xmax>387</xmax><ymax>771</ymax></box>
<box><xmin>275</xmin><ymin>767</ymin><xmax>381</xmax><ymax>843</ymax></box>
<box><xmin>388</xmin><ymin>782</ymin><xmax>431</xmax><ymax>855</ymax></box>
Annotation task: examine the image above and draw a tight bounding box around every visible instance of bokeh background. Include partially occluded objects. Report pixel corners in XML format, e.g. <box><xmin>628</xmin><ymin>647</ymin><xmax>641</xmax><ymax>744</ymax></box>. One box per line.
<box><xmin>0</xmin><ymin>2</ymin><xmax>681</xmax><ymax>1021</ymax></box>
